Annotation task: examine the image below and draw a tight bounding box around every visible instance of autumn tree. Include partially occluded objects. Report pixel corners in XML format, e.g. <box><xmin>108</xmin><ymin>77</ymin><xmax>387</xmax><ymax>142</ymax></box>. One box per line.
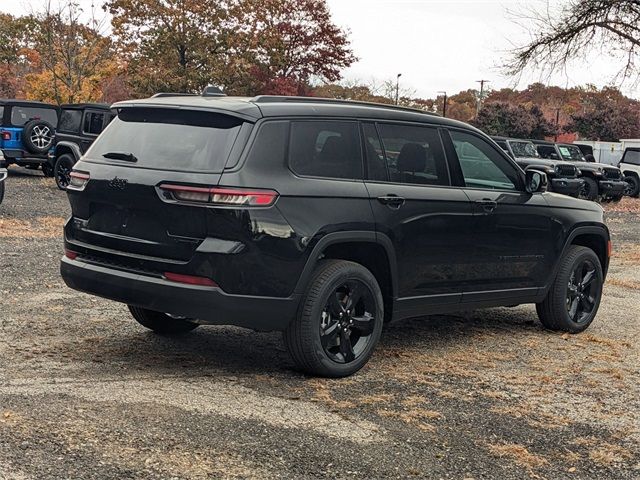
<box><xmin>506</xmin><ymin>1</ymin><xmax>640</xmax><ymax>83</ymax></box>
<box><xmin>473</xmin><ymin>103</ymin><xmax>558</xmax><ymax>139</ymax></box>
<box><xmin>0</xmin><ymin>13</ymin><xmax>37</xmax><ymax>97</ymax></box>
<box><xmin>106</xmin><ymin>0</ymin><xmax>356</xmax><ymax>96</ymax></box>
<box><xmin>26</xmin><ymin>1</ymin><xmax>116</xmax><ymax>104</ymax></box>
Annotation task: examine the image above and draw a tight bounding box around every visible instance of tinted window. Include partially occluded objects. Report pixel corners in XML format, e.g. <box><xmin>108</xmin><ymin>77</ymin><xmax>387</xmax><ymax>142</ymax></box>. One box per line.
<box><xmin>377</xmin><ymin>123</ymin><xmax>449</xmax><ymax>186</ymax></box>
<box><xmin>83</xmin><ymin>111</ymin><xmax>105</xmax><ymax>135</ymax></box>
<box><xmin>10</xmin><ymin>106</ymin><xmax>58</xmax><ymax>128</ymax></box>
<box><xmin>289</xmin><ymin>121</ymin><xmax>362</xmax><ymax>180</ymax></box>
<box><xmin>86</xmin><ymin>107</ymin><xmax>243</xmax><ymax>172</ymax></box>
<box><xmin>0</xmin><ymin>106</ymin><xmax>4</xmax><ymax>123</ymax></box>
<box><xmin>362</xmin><ymin>123</ymin><xmax>387</xmax><ymax>181</ymax></box>
<box><xmin>450</xmin><ymin>130</ymin><xmax>520</xmax><ymax>190</ymax></box>
<box><xmin>58</xmin><ymin>109</ymin><xmax>82</xmax><ymax>132</ymax></box>
<box><xmin>622</xmin><ymin>149</ymin><xmax>640</xmax><ymax>166</ymax></box>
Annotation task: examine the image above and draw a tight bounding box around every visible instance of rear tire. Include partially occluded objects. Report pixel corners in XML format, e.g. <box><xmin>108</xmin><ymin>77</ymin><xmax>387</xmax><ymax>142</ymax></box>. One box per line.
<box><xmin>624</xmin><ymin>175</ymin><xmax>639</xmax><ymax>197</ymax></box>
<box><xmin>128</xmin><ymin>306</ymin><xmax>199</xmax><ymax>335</ymax></box>
<box><xmin>579</xmin><ymin>177</ymin><xmax>598</xmax><ymax>201</ymax></box>
<box><xmin>54</xmin><ymin>154</ymin><xmax>75</xmax><ymax>190</ymax></box>
<box><xmin>283</xmin><ymin>260</ymin><xmax>384</xmax><ymax>377</ymax></box>
<box><xmin>536</xmin><ymin>246</ymin><xmax>603</xmax><ymax>333</ymax></box>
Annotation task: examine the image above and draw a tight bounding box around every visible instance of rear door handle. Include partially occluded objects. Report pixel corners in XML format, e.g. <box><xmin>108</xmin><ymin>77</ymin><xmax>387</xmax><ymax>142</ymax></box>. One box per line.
<box><xmin>475</xmin><ymin>199</ymin><xmax>497</xmax><ymax>213</ymax></box>
<box><xmin>377</xmin><ymin>195</ymin><xmax>406</xmax><ymax>209</ymax></box>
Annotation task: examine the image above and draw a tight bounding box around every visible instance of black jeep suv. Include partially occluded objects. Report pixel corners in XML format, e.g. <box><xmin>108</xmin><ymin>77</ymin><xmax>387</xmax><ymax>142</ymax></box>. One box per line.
<box><xmin>51</xmin><ymin>103</ymin><xmax>115</xmax><ymax>190</ymax></box>
<box><xmin>532</xmin><ymin>140</ymin><xmax>626</xmax><ymax>202</ymax></box>
<box><xmin>61</xmin><ymin>95</ymin><xmax>610</xmax><ymax>377</ymax></box>
<box><xmin>491</xmin><ymin>136</ymin><xmax>582</xmax><ymax>197</ymax></box>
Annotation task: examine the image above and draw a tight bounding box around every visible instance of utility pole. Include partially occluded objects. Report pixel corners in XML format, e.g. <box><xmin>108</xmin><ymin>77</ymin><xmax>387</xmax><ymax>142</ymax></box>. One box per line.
<box><xmin>554</xmin><ymin>107</ymin><xmax>561</xmax><ymax>142</ymax></box>
<box><xmin>438</xmin><ymin>91</ymin><xmax>448</xmax><ymax>117</ymax></box>
<box><xmin>476</xmin><ymin>79</ymin><xmax>490</xmax><ymax>118</ymax></box>
<box><xmin>395</xmin><ymin>73</ymin><xmax>402</xmax><ymax>105</ymax></box>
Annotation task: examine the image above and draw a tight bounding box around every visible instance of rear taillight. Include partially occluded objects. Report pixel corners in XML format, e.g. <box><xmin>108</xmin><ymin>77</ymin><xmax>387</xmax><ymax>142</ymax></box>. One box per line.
<box><xmin>164</xmin><ymin>272</ymin><xmax>218</xmax><ymax>287</ymax></box>
<box><xmin>64</xmin><ymin>249</ymin><xmax>78</xmax><ymax>260</ymax></box>
<box><xmin>1</xmin><ymin>131</ymin><xmax>10</xmax><ymax>141</ymax></box>
<box><xmin>158</xmin><ymin>184</ymin><xmax>278</xmax><ymax>207</ymax></box>
<box><xmin>68</xmin><ymin>171</ymin><xmax>90</xmax><ymax>191</ymax></box>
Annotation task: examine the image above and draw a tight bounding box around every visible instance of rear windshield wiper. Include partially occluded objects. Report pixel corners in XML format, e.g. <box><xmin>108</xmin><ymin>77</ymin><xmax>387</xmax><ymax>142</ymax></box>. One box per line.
<box><xmin>102</xmin><ymin>152</ymin><xmax>138</xmax><ymax>163</ymax></box>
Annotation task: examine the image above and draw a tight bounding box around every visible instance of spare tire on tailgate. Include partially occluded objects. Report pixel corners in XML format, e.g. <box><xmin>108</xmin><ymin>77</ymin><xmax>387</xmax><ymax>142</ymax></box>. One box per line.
<box><xmin>22</xmin><ymin>120</ymin><xmax>55</xmax><ymax>154</ymax></box>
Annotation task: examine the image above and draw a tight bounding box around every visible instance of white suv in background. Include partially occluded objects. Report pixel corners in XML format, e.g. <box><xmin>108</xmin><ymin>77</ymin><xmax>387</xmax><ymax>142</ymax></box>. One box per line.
<box><xmin>619</xmin><ymin>148</ymin><xmax>640</xmax><ymax>197</ymax></box>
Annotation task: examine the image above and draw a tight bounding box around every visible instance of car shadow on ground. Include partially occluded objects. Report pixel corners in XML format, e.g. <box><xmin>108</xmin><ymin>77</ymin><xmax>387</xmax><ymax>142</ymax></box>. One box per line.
<box><xmin>59</xmin><ymin>306</ymin><xmax>543</xmax><ymax>379</ymax></box>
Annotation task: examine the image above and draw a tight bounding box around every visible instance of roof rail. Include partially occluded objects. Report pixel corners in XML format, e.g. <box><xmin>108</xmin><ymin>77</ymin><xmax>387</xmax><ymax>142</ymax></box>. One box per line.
<box><xmin>151</xmin><ymin>92</ymin><xmax>198</xmax><ymax>98</ymax></box>
<box><xmin>250</xmin><ymin>95</ymin><xmax>436</xmax><ymax>116</ymax></box>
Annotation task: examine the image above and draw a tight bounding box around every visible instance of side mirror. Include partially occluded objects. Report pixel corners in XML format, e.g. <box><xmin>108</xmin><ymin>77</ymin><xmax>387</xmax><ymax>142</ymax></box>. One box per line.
<box><xmin>526</xmin><ymin>170</ymin><xmax>547</xmax><ymax>193</ymax></box>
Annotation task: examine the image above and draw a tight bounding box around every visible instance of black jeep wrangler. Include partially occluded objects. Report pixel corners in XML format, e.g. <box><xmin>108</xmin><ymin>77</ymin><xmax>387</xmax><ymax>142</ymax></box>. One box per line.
<box><xmin>61</xmin><ymin>95</ymin><xmax>611</xmax><ymax>377</ymax></box>
<box><xmin>51</xmin><ymin>103</ymin><xmax>115</xmax><ymax>190</ymax></box>
<box><xmin>531</xmin><ymin>140</ymin><xmax>626</xmax><ymax>202</ymax></box>
<box><xmin>0</xmin><ymin>99</ymin><xmax>59</xmax><ymax>176</ymax></box>
<box><xmin>491</xmin><ymin>136</ymin><xmax>582</xmax><ymax>197</ymax></box>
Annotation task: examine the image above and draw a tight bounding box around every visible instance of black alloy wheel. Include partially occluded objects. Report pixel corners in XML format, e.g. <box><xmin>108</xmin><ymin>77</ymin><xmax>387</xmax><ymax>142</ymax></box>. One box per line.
<box><xmin>54</xmin><ymin>154</ymin><xmax>75</xmax><ymax>190</ymax></box>
<box><xmin>320</xmin><ymin>279</ymin><xmax>377</xmax><ymax>364</ymax></box>
<box><xmin>565</xmin><ymin>259</ymin><xmax>599</xmax><ymax>325</ymax></box>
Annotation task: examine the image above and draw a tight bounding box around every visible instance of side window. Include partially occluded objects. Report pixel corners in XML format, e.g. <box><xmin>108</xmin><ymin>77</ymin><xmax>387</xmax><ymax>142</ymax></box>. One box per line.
<box><xmin>362</xmin><ymin>123</ymin><xmax>387</xmax><ymax>181</ymax></box>
<box><xmin>450</xmin><ymin>130</ymin><xmax>521</xmax><ymax>191</ymax></box>
<box><xmin>58</xmin><ymin>109</ymin><xmax>82</xmax><ymax>132</ymax></box>
<box><xmin>536</xmin><ymin>145</ymin><xmax>557</xmax><ymax>159</ymax></box>
<box><xmin>377</xmin><ymin>123</ymin><xmax>449</xmax><ymax>186</ymax></box>
<box><xmin>289</xmin><ymin>121</ymin><xmax>362</xmax><ymax>180</ymax></box>
<box><xmin>83</xmin><ymin>111</ymin><xmax>106</xmax><ymax>135</ymax></box>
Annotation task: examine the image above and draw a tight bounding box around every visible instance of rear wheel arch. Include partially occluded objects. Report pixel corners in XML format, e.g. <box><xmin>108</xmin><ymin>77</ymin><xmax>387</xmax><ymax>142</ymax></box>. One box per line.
<box><xmin>54</xmin><ymin>142</ymin><xmax>81</xmax><ymax>162</ymax></box>
<box><xmin>294</xmin><ymin>232</ymin><xmax>397</xmax><ymax>320</ymax></box>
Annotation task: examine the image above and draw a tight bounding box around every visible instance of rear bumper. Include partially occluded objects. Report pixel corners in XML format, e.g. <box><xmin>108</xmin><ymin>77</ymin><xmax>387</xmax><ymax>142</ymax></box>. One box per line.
<box><xmin>598</xmin><ymin>179</ymin><xmax>626</xmax><ymax>197</ymax></box>
<box><xmin>549</xmin><ymin>177</ymin><xmax>583</xmax><ymax>197</ymax></box>
<box><xmin>60</xmin><ymin>256</ymin><xmax>300</xmax><ymax>331</ymax></box>
<box><xmin>0</xmin><ymin>149</ymin><xmax>50</xmax><ymax>163</ymax></box>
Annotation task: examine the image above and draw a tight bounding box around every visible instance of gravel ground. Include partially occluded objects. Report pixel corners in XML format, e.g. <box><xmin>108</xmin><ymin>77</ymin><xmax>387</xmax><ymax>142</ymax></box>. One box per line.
<box><xmin>0</xmin><ymin>166</ymin><xmax>639</xmax><ymax>479</ymax></box>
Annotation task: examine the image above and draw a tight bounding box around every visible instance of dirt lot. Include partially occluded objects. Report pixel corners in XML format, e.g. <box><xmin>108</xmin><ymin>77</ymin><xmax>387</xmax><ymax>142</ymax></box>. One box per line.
<box><xmin>1</xmin><ymin>167</ymin><xmax>639</xmax><ymax>479</ymax></box>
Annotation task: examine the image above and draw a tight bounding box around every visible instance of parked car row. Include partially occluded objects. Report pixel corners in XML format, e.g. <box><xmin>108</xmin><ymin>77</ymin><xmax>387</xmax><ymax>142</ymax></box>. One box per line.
<box><xmin>491</xmin><ymin>136</ymin><xmax>629</xmax><ymax>202</ymax></box>
<box><xmin>0</xmin><ymin>99</ymin><xmax>114</xmax><ymax>191</ymax></box>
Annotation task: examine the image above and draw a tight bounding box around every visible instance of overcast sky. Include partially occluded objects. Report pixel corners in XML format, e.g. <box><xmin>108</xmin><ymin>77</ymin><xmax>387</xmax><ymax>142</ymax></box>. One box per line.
<box><xmin>1</xmin><ymin>0</ymin><xmax>637</xmax><ymax>98</ymax></box>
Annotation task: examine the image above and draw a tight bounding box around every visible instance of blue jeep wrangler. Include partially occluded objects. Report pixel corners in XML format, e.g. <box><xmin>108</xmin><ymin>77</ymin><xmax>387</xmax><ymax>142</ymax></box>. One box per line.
<box><xmin>0</xmin><ymin>100</ymin><xmax>59</xmax><ymax>176</ymax></box>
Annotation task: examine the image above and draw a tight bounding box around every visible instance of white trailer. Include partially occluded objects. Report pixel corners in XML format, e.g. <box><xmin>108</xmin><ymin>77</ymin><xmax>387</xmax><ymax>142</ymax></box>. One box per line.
<box><xmin>573</xmin><ymin>141</ymin><xmax>624</xmax><ymax>165</ymax></box>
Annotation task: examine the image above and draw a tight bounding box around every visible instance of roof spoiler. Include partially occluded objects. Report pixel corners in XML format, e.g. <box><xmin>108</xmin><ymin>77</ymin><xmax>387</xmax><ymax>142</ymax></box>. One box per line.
<box><xmin>151</xmin><ymin>86</ymin><xmax>226</xmax><ymax>99</ymax></box>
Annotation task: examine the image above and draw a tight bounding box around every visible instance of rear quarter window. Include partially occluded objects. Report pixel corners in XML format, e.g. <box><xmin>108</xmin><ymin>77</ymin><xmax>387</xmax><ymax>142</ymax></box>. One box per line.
<box><xmin>288</xmin><ymin>120</ymin><xmax>362</xmax><ymax>180</ymax></box>
<box><xmin>85</xmin><ymin>108</ymin><xmax>245</xmax><ymax>172</ymax></box>
<box><xmin>59</xmin><ymin>109</ymin><xmax>82</xmax><ymax>132</ymax></box>
<box><xmin>622</xmin><ymin>150</ymin><xmax>640</xmax><ymax>166</ymax></box>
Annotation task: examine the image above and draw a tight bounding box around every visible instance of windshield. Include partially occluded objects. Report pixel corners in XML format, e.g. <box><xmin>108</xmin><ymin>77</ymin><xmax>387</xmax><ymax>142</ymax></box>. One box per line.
<box><xmin>86</xmin><ymin>108</ymin><xmax>245</xmax><ymax>172</ymax></box>
<box><xmin>508</xmin><ymin>141</ymin><xmax>539</xmax><ymax>158</ymax></box>
<box><xmin>558</xmin><ymin>145</ymin><xmax>584</xmax><ymax>161</ymax></box>
<box><xmin>622</xmin><ymin>149</ymin><xmax>640</xmax><ymax>166</ymax></box>
<box><xmin>10</xmin><ymin>106</ymin><xmax>58</xmax><ymax>128</ymax></box>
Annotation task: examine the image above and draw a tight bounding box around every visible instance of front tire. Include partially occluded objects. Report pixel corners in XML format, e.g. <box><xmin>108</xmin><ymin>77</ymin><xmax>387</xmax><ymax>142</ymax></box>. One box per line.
<box><xmin>54</xmin><ymin>154</ymin><xmax>75</xmax><ymax>190</ymax></box>
<box><xmin>128</xmin><ymin>306</ymin><xmax>199</xmax><ymax>335</ymax></box>
<box><xmin>536</xmin><ymin>246</ymin><xmax>603</xmax><ymax>333</ymax></box>
<box><xmin>284</xmin><ymin>260</ymin><xmax>384</xmax><ymax>377</ymax></box>
<box><xmin>579</xmin><ymin>177</ymin><xmax>599</xmax><ymax>201</ymax></box>
<box><xmin>624</xmin><ymin>175</ymin><xmax>640</xmax><ymax>197</ymax></box>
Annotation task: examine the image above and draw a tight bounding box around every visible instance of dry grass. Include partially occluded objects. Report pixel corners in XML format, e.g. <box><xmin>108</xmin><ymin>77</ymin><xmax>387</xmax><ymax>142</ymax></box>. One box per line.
<box><xmin>490</xmin><ymin>405</ymin><xmax>570</xmax><ymax>429</ymax></box>
<box><xmin>603</xmin><ymin>197</ymin><xmax>640</xmax><ymax>213</ymax></box>
<box><xmin>0</xmin><ymin>216</ymin><xmax>65</xmax><ymax>238</ymax></box>
<box><xmin>607</xmin><ymin>277</ymin><xmax>640</xmax><ymax>290</ymax></box>
<box><xmin>487</xmin><ymin>442</ymin><xmax>548</xmax><ymax>469</ymax></box>
<box><xmin>588</xmin><ymin>443</ymin><xmax>633</xmax><ymax>465</ymax></box>
<box><xmin>611</xmin><ymin>244</ymin><xmax>640</xmax><ymax>265</ymax></box>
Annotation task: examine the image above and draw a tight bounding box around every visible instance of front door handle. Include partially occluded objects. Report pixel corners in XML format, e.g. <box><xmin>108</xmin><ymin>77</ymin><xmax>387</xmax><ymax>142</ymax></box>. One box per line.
<box><xmin>377</xmin><ymin>195</ymin><xmax>406</xmax><ymax>209</ymax></box>
<box><xmin>475</xmin><ymin>199</ymin><xmax>497</xmax><ymax>213</ymax></box>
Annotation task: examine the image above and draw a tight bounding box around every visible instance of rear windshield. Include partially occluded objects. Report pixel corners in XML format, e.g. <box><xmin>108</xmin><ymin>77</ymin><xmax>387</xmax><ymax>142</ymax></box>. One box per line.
<box><xmin>10</xmin><ymin>106</ymin><xmax>58</xmax><ymax>128</ymax></box>
<box><xmin>622</xmin><ymin>149</ymin><xmax>640</xmax><ymax>166</ymax></box>
<box><xmin>85</xmin><ymin>108</ymin><xmax>244</xmax><ymax>172</ymax></box>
